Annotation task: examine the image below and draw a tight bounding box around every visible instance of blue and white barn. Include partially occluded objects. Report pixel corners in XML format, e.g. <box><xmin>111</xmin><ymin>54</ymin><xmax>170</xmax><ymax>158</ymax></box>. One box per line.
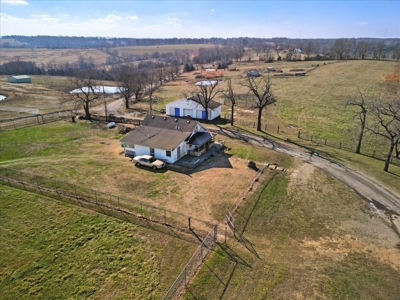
<box><xmin>166</xmin><ymin>97</ymin><xmax>222</xmax><ymax>121</ymax></box>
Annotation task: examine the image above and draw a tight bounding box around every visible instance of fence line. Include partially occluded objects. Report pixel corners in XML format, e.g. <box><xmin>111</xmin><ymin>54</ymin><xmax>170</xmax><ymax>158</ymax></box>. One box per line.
<box><xmin>229</xmin><ymin>163</ymin><xmax>267</xmax><ymax>214</ymax></box>
<box><xmin>162</xmin><ymin>225</ymin><xmax>218</xmax><ymax>300</ymax></box>
<box><xmin>0</xmin><ymin>110</ymin><xmax>73</xmax><ymax>131</ymax></box>
<box><xmin>298</xmin><ymin>131</ymin><xmax>400</xmax><ymax>167</ymax></box>
<box><xmin>90</xmin><ymin>114</ymin><xmax>142</xmax><ymax>126</ymax></box>
<box><xmin>0</xmin><ymin>167</ymin><xmax>217</xmax><ymax>241</ymax></box>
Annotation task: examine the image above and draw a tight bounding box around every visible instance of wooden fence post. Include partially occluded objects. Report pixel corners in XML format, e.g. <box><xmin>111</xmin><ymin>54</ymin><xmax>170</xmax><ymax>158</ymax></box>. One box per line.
<box><xmin>339</xmin><ymin>143</ymin><xmax>342</xmax><ymax>149</ymax></box>
<box><xmin>277</xmin><ymin>126</ymin><xmax>280</xmax><ymax>134</ymax></box>
<box><xmin>188</xmin><ymin>217</ymin><xmax>191</xmax><ymax>231</ymax></box>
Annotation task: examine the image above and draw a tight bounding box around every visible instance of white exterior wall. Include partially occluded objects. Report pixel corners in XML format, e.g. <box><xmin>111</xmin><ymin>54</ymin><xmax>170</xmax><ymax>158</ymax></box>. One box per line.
<box><xmin>210</xmin><ymin>106</ymin><xmax>221</xmax><ymax>120</ymax></box>
<box><xmin>134</xmin><ymin>145</ymin><xmax>151</xmax><ymax>156</ymax></box>
<box><xmin>166</xmin><ymin>99</ymin><xmax>221</xmax><ymax>120</ymax></box>
<box><xmin>130</xmin><ymin>140</ymin><xmax>187</xmax><ymax>164</ymax></box>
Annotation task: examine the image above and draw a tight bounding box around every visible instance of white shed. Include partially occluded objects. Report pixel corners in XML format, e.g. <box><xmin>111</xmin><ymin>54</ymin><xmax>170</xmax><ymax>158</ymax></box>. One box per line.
<box><xmin>166</xmin><ymin>97</ymin><xmax>221</xmax><ymax>120</ymax></box>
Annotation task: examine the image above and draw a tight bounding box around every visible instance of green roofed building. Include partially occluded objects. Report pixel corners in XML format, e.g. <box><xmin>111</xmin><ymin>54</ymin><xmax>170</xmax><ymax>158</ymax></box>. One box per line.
<box><xmin>8</xmin><ymin>75</ymin><xmax>31</xmax><ymax>83</ymax></box>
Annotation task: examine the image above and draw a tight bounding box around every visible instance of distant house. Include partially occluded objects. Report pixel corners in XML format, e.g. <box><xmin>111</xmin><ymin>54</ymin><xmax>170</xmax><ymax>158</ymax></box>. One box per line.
<box><xmin>166</xmin><ymin>97</ymin><xmax>222</xmax><ymax>120</ymax></box>
<box><xmin>8</xmin><ymin>75</ymin><xmax>31</xmax><ymax>83</ymax></box>
<box><xmin>120</xmin><ymin>115</ymin><xmax>214</xmax><ymax>164</ymax></box>
<box><xmin>246</xmin><ymin>70</ymin><xmax>260</xmax><ymax>77</ymax></box>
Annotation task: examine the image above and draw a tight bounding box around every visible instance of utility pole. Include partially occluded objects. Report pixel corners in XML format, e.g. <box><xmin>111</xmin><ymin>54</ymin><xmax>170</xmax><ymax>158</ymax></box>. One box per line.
<box><xmin>35</xmin><ymin>96</ymin><xmax>39</xmax><ymax>115</ymax></box>
<box><xmin>103</xmin><ymin>86</ymin><xmax>108</xmax><ymax>122</ymax></box>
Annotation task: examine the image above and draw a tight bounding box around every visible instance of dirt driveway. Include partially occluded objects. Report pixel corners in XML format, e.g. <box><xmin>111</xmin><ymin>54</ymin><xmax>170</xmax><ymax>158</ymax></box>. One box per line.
<box><xmin>212</xmin><ymin>127</ymin><xmax>400</xmax><ymax>232</ymax></box>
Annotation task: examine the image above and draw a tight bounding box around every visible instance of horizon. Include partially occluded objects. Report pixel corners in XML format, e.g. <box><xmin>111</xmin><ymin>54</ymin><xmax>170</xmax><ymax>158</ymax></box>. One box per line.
<box><xmin>0</xmin><ymin>0</ymin><xmax>399</xmax><ymax>39</ymax></box>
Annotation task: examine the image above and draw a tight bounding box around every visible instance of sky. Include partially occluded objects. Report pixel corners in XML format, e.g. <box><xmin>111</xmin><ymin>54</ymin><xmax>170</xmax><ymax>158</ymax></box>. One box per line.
<box><xmin>0</xmin><ymin>0</ymin><xmax>399</xmax><ymax>39</ymax></box>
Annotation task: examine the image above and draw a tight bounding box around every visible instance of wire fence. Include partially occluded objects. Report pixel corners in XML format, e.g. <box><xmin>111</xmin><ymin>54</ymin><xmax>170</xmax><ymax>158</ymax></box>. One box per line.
<box><xmin>298</xmin><ymin>131</ymin><xmax>400</xmax><ymax>167</ymax></box>
<box><xmin>91</xmin><ymin>114</ymin><xmax>142</xmax><ymax>126</ymax></box>
<box><xmin>229</xmin><ymin>163</ymin><xmax>267</xmax><ymax>214</ymax></box>
<box><xmin>162</xmin><ymin>225</ymin><xmax>218</xmax><ymax>300</ymax></box>
<box><xmin>0</xmin><ymin>110</ymin><xmax>73</xmax><ymax>131</ymax></box>
<box><xmin>0</xmin><ymin>167</ymin><xmax>217</xmax><ymax>242</ymax></box>
<box><xmin>225</xmin><ymin>117</ymin><xmax>285</xmax><ymax>134</ymax></box>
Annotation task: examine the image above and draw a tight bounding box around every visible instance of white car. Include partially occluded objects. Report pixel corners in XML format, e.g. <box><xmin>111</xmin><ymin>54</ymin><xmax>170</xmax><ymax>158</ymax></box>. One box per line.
<box><xmin>133</xmin><ymin>155</ymin><xmax>166</xmax><ymax>170</ymax></box>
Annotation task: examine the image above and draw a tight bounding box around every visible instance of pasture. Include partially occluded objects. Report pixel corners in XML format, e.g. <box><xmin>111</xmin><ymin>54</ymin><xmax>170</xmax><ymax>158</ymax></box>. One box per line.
<box><xmin>184</xmin><ymin>162</ymin><xmax>400</xmax><ymax>299</ymax></box>
<box><xmin>0</xmin><ymin>184</ymin><xmax>197</xmax><ymax>299</ymax></box>
<box><xmin>0</xmin><ymin>47</ymin><xmax>110</xmax><ymax>66</ymax></box>
<box><xmin>0</xmin><ymin>120</ymin><xmax>291</xmax><ymax>225</ymax></box>
<box><xmin>1</xmin><ymin>45</ymin><xmax>400</xmax><ymax>298</ymax></box>
<box><xmin>114</xmin><ymin>44</ymin><xmax>214</xmax><ymax>56</ymax></box>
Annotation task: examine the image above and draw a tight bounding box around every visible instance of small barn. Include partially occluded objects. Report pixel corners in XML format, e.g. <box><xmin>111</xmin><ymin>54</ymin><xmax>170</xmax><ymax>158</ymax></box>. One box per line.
<box><xmin>8</xmin><ymin>75</ymin><xmax>31</xmax><ymax>83</ymax></box>
<box><xmin>166</xmin><ymin>97</ymin><xmax>222</xmax><ymax>120</ymax></box>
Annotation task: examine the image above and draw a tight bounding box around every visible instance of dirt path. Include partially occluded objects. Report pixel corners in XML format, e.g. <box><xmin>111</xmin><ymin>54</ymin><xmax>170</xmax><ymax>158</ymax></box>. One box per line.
<box><xmin>211</xmin><ymin>127</ymin><xmax>400</xmax><ymax>219</ymax></box>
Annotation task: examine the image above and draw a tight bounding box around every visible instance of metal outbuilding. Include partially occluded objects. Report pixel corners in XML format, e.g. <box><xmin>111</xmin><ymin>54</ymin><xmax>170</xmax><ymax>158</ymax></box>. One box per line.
<box><xmin>7</xmin><ymin>75</ymin><xmax>31</xmax><ymax>83</ymax></box>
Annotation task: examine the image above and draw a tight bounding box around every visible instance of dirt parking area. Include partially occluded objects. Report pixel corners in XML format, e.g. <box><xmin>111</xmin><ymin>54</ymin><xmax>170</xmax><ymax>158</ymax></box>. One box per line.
<box><xmin>99</xmin><ymin>137</ymin><xmax>258</xmax><ymax>225</ymax></box>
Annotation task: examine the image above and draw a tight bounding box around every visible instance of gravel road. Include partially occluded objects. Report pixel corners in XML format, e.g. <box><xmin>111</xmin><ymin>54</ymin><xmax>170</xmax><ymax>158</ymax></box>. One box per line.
<box><xmin>211</xmin><ymin>127</ymin><xmax>400</xmax><ymax>218</ymax></box>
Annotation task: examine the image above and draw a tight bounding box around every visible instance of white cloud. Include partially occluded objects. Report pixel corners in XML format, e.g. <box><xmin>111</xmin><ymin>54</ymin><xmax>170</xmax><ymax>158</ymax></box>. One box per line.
<box><xmin>126</xmin><ymin>15</ymin><xmax>138</xmax><ymax>20</ymax></box>
<box><xmin>211</xmin><ymin>8</ymin><xmax>215</xmax><ymax>13</ymax></box>
<box><xmin>284</xmin><ymin>21</ymin><xmax>290</xmax><ymax>25</ymax></box>
<box><xmin>1</xmin><ymin>0</ymin><xmax>28</xmax><ymax>5</ymax></box>
<box><xmin>358</xmin><ymin>21</ymin><xmax>369</xmax><ymax>26</ymax></box>
<box><xmin>30</xmin><ymin>14</ymin><xmax>58</xmax><ymax>22</ymax></box>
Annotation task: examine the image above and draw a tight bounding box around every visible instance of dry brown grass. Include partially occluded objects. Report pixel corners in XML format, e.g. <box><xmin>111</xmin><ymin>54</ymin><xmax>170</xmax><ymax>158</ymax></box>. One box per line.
<box><xmin>0</xmin><ymin>48</ymin><xmax>110</xmax><ymax>66</ymax></box>
<box><xmin>1</xmin><ymin>120</ymin><xmax>289</xmax><ymax>225</ymax></box>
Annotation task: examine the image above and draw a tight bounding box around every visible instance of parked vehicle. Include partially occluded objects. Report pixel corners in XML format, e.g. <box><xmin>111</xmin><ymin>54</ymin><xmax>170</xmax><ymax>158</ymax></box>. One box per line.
<box><xmin>133</xmin><ymin>155</ymin><xmax>166</xmax><ymax>169</ymax></box>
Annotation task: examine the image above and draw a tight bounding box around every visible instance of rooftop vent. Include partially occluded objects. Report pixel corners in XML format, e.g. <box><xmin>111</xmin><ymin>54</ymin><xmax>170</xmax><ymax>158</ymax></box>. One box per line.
<box><xmin>164</xmin><ymin>117</ymin><xmax>167</xmax><ymax>120</ymax></box>
<box><xmin>151</xmin><ymin>115</ymin><xmax>155</xmax><ymax>119</ymax></box>
<box><xmin>187</xmin><ymin>120</ymin><xmax>190</xmax><ymax>123</ymax></box>
<box><xmin>175</xmin><ymin>119</ymin><xmax>178</xmax><ymax>122</ymax></box>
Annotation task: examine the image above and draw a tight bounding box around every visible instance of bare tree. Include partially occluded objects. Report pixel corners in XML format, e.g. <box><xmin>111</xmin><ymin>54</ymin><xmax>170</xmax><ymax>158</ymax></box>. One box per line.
<box><xmin>357</xmin><ymin>40</ymin><xmax>369</xmax><ymax>59</ymax></box>
<box><xmin>112</xmin><ymin>64</ymin><xmax>137</xmax><ymax>109</ymax></box>
<box><xmin>183</xmin><ymin>80</ymin><xmax>223</xmax><ymax>120</ymax></box>
<box><xmin>144</xmin><ymin>67</ymin><xmax>158</xmax><ymax>115</ymax></box>
<box><xmin>155</xmin><ymin>63</ymin><xmax>168</xmax><ymax>86</ymax></box>
<box><xmin>333</xmin><ymin>38</ymin><xmax>350</xmax><ymax>60</ymax></box>
<box><xmin>345</xmin><ymin>90</ymin><xmax>370</xmax><ymax>154</ymax></box>
<box><xmin>369</xmin><ymin>98</ymin><xmax>400</xmax><ymax>172</ymax></box>
<box><xmin>374</xmin><ymin>40</ymin><xmax>386</xmax><ymax>59</ymax></box>
<box><xmin>166</xmin><ymin>63</ymin><xmax>181</xmax><ymax>81</ymax></box>
<box><xmin>241</xmin><ymin>75</ymin><xmax>276</xmax><ymax>131</ymax></box>
<box><xmin>222</xmin><ymin>79</ymin><xmax>236</xmax><ymax>126</ymax></box>
<box><xmin>304</xmin><ymin>40</ymin><xmax>315</xmax><ymax>60</ymax></box>
<box><xmin>389</xmin><ymin>40</ymin><xmax>400</xmax><ymax>62</ymax></box>
<box><xmin>70</xmin><ymin>68</ymin><xmax>103</xmax><ymax>120</ymax></box>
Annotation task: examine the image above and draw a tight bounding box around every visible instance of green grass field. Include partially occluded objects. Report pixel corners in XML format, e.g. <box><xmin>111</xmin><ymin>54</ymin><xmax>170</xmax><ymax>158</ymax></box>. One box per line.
<box><xmin>183</xmin><ymin>165</ymin><xmax>400</xmax><ymax>299</ymax></box>
<box><xmin>0</xmin><ymin>184</ymin><xmax>197</xmax><ymax>299</ymax></box>
<box><xmin>1</xmin><ymin>50</ymin><xmax>400</xmax><ymax>299</ymax></box>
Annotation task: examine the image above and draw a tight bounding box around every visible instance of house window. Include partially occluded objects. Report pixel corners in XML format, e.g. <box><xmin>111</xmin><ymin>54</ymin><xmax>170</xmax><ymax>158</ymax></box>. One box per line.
<box><xmin>150</xmin><ymin>148</ymin><xmax>154</xmax><ymax>156</ymax></box>
<box><xmin>166</xmin><ymin>150</ymin><xmax>171</xmax><ymax>157</ymax></box>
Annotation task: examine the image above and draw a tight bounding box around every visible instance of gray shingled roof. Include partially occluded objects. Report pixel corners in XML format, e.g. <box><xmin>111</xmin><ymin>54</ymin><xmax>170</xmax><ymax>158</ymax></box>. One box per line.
<box><xmin>120</xmin><ymin>125</ymin><xmax>190</xmax><ymax>151</ymax></box>
<box><xmin>141</xmin><ymin>114</ymin><xmax>198</xmax><ymax>132</ymax></box>
<box><xmin>188</xmin><ymin>132</ymin><xmax>213</xmax><ymax>146</ymax></box>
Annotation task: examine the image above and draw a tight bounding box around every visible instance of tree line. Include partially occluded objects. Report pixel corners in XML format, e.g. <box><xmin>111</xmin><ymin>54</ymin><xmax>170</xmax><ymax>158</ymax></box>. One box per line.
<box><xmin>2</xmin><ymin>35</ymin><xmax>399</xmax><ymax>62</ymax></box>
<box><xmin>346</xmin><ymin>91</ymin><xmax>400</xmax><ymax>172</ymax></box>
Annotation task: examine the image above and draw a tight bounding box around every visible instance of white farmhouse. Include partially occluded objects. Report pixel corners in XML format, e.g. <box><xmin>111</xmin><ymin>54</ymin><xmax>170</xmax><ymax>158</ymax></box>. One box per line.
<box><xmin>120</xmin><ymin>115</ymin><xmax>214</xmax><ymax>164</ymax></box>
<box><xmin>166</xmin><ymin>97</ymin><xmax>222</xmax><ymax>120</ymax></box>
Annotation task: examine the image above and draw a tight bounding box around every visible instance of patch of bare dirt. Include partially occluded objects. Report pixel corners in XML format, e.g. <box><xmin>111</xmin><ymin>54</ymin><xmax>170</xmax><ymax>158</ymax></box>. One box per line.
<box><xmin>302</xmin><ymin>235</ymin><xmax>400</xmax><ymax>270</ymax></box>
<box><xmin>287</xmin><ymin>160</ymin><xmax>314</xmax><ymax>193</ymax></box>
<box><xmin>384</xmin><ymin>72</ymin><xmax>400</xmax><ymax>83</ymax></box>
